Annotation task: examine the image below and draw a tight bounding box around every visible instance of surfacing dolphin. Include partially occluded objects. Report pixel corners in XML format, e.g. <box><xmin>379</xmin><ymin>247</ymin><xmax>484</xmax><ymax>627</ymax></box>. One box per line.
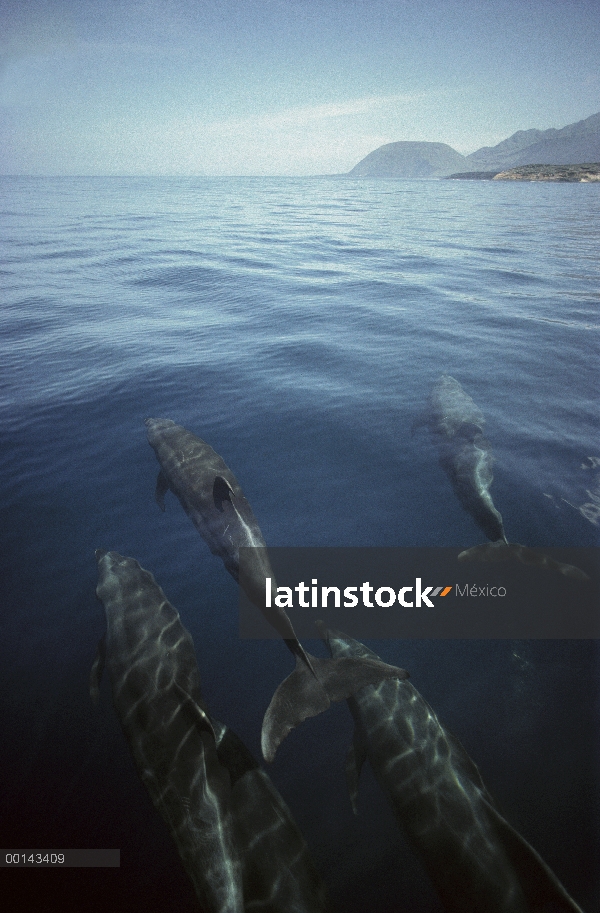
<box><xmin>318</xmin><ymin>622</ymin><xmax>585</xmax><ymax>913</ymax></box>
<box><xmin>92</xmin><ymin>550</ymin><xmax>333</xmax><ymax>913</ymax></box>
<box><xmin>92</xmin><ymin>550</ymin><xmax>242</xmax><ymax>913</ymax></box>
<box><xmin>145</xmin><ymin>418</ymin><xmax>408</xmax><ymax>763</ymax></box>
<box><xmin>426</xmin><ymin>377</ymin><xmax>586</xmax><ymax>580</ymax></box>
<box><xmin>429</xmin><ymin>375</ymin><xmax>507</xmax><ymax>544</ymax></box>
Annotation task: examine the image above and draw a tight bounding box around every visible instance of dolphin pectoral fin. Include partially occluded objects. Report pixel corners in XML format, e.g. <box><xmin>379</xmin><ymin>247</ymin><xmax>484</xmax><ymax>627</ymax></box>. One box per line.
<box><xmin>504</xmin><ymin>543</ymin><xmax>589</xmax><ymax>581</ymax></box>
<box><xmin>458</xmin><ymin>541</ymin><xmax>589</xmax><ymax>580</ymax></box>
<box><xmin>172</xmin><ymin>682</ymin><xmax>217</xmax><ymax>742</ymax></box>
<box><xmin>89</xmin><ymin>635</ymin><xmax>106</xmax><ymax>705</ymax></box>
<box><xmin>346</xmin><ymin>728</ymin><xmax>368</xmax><ymax>816</ymax></box>
<box><xmin>155</xmin><ymin>470</ymin><xmax>169</xmax><ymax>511</ymax></box>
<box><xmin>555</xmin><ymin>560</ymin><xmax>589</xmax><ymax>581</ymax></box>
<box><xmin>261</xmin><ymin>653</ymin><xmax>409</xmax><ymax>763</ymax></box>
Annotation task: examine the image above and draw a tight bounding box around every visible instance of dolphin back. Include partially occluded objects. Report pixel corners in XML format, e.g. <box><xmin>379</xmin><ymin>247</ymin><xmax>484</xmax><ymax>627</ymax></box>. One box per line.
<box><xmin>94</xmin><ymin>550</ymin><xmax>244</xmax><ymax>913</ymax></box>
<box><xmin>320</xmin><ymin>623</ymin><xmax>584</xmax><ymax>913</ymax></box>
<box><xmin>428</xmin><ymin>376</ymin><xmax>507</xmax><ymax>543</ymax></box>
<box><xmin>144</xmin><ymin>418</ymin><xmax>293</xmax><ymax>634</ymax></box>
<box><xmin>144</xmin><ymin>418</ymin><xmax>269</xmax><ymax>562</ymax></box>
<box><xmin>430</xmin><ymin>375</ymin><xmax>486</xmax><ymax>438</ymax></box>
<box><xmin>214</xmin><ymin>721</ymin><xmax>333</xmax><ymax>912</ymax></box>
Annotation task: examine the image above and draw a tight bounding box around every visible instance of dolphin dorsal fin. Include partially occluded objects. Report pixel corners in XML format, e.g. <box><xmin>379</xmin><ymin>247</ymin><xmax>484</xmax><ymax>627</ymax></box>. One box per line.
<box><xmin>172</xmin><ymin>682</ymin><xmax>216</xmax><ymax>742</ymax></box>
<box><xmin>213</xmin><ymin>475</ymin><xmax>234</xmax><ymax>512</ymax></box>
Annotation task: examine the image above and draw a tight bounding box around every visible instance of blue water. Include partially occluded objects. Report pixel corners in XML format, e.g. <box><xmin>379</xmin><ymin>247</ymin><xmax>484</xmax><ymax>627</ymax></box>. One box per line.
<box><xmin>1</xmin><ymin>175</ymin><xmax>598</xmax><ymax>912</ymax></box>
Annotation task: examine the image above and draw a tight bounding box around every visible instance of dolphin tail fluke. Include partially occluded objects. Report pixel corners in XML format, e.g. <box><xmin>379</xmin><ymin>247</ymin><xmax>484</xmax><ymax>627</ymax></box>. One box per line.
<box><xmin>89</xmin><ymin>635</ymin><xmax>106</xmax><ymax>705</ymax></box>
<box><xmin>261</xmin><ymin>655</ymin><xmax>331</xmax><ymax>763</ymax></box>
<box><xmin>261</xmin><ymin>652</ymin><xmax>409</xmax><ymax>763</ymax></box>
<box><xmin>458</xmin><ymin>541</ymin><xmax>589</xmax><ymax>580</ymax></box>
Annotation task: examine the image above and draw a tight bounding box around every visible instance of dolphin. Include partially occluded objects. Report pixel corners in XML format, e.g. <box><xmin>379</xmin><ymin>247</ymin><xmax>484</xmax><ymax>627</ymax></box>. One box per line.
<box><xmin>92</xmin><ymin>550</ymin><xmax>333</xmax><ymax>913</ymax></box>
<box><xmin>92</xmin><ymin>549</ymin><xmax>243</xmax><ymax>913</ymax></box>
<box><xmin>425</xmin><ymin>378</ymin><xmax>587</xmax><ymax>579</ymax></box>
<box><xmin>145</xmin><ymin>417</ymin><xmax>409</xmax><ymax>762</ymax></box>
<box><xmin>211</xmin><ymin>719</ymin><xmax>333</xmax><ymax>913</ymax></box>
<box><xmin>428</xmin><ymin>375</ymin><xmax>507</xmax><ymax>544</ymax></box>
<box><xmin>318</xmin><ymin>622</ymin><xmax>585</xmax><ymax>913</ymax></box>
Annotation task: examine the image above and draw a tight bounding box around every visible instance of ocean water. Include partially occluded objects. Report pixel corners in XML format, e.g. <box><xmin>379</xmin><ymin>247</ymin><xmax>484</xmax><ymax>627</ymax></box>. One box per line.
<box><xmin>1</xmin><ymin>175</ymin><xmax>598</xmax><ymax>912</ymax></box>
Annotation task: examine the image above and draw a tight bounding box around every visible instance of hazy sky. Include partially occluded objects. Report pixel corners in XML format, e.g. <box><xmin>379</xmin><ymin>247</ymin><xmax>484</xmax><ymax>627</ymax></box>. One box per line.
<box><xmin>1</xmin><ymin>0</ymin><xmax>599</xmax><ymax>175</ymax></box>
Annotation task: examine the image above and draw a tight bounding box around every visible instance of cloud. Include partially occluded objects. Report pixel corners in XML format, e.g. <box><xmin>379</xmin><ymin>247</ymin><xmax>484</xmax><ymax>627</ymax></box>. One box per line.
<box><xmin>200</xmin><ymin>92</ymin><xmax>429</xmax><ymax>134</ymax></box>
<box><xmin>85</xmin><ymin>113</ymin><xmax>391</xmax><ymax>175</ymax></box>
<box><xmin>5</xmin><ymin>83</ymin><xmax>472</xmax><ymax>175</ymax></box>
<box><xmin>129</xmin><ymin>95</ymin><xmax>420</xmax><ymax>174</ymax></box>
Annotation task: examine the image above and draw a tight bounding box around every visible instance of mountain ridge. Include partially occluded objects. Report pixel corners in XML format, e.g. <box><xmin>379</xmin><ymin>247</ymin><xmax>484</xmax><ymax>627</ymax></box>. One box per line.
<box><xmin>345</xmin><ymin>112</ymin><xmax>600</xmax><ymax>178</ymax></box>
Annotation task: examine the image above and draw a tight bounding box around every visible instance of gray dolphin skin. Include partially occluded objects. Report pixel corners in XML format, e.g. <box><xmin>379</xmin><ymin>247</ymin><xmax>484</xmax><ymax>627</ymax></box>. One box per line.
<box><xmin>427</xmin><ymin>378</ymin><xmax>588</xmax><ymax>580</ymax></box>
<box><xmin>92</xmin><ymin>549</ymin><xmax>242</xmax><ymax>912</ymax></box>
<box><xmin>211</xmin><ymin>719</ymin><xmax>333</xmax><ymax>913</ymax></box>
<box><xmin>318</xmin><ymin>622</ymin><xmax>585</xmax><ymax>913</ymax></box>
<box><xmin>457</xmin><ymin>539</ymin><xmax>589</xmax><ymax>580</ymax></box>
<box><xmin>429</xmin><ymin>375</ymin><xmax>507</xmax><ymax>543</ymax></box>
<box><xmin>92</xmin><ymin>550</ymin><xmax>332</xmax><ymax>913</ymax></box>
<box><xmin>145</xmin><ymin>417</ymin><xmax>409</xmax><ymax>763</ymax></box>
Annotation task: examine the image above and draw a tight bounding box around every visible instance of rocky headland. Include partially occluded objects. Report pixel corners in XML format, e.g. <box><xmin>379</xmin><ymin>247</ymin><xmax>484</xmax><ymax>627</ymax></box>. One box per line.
<box><xmin>445</xmin><ymin>163</ymin><xmax>600</xmax><ymax>182</ymax></box>
<box><xmin>344</xmin><ymin>112</ymin><xmax>600</xmax><ymax>179</ymax></box>
<box><xmin>492</xmin><ymin>163</ymin><xmax>600</xmax><ymax>182</ymax></box>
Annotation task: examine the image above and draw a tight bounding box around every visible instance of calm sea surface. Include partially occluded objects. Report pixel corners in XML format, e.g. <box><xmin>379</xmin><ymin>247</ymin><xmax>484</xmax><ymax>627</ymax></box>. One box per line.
<box><xmin>1</xmin><ymin>176</ymin><xmax>598</xmax><ymax>911</ymax></box>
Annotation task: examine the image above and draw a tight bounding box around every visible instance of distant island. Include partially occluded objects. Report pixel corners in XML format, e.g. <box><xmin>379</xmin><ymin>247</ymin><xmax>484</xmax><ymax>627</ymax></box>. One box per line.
<box><xmin>346</xmin><ymin>141</ymin><xmax>465</xmax><ymax>179</ymax></box>
<box><xmin>343</xmin><ymin>112</ymin><xmax>600</xmax><ymax>179</ymax></box>
<box><xmin>446</xmin><ymin>163</ymin><xmax>600</xmax><ymax>182</ymax></box>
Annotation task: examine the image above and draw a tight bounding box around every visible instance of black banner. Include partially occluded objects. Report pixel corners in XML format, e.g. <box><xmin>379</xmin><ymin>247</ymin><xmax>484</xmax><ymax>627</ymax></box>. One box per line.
<box><xmin>239</xmin><ymin>547</ymin><xmax>599</xmax><ymax>638</ymax></box>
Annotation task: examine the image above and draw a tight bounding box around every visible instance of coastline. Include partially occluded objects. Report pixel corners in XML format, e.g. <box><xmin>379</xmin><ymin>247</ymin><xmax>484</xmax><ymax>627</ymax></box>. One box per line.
<box><xmin>445</xmin><ymin>163</ymin><xmax>600</xmax><ymax>182</ymax></box>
